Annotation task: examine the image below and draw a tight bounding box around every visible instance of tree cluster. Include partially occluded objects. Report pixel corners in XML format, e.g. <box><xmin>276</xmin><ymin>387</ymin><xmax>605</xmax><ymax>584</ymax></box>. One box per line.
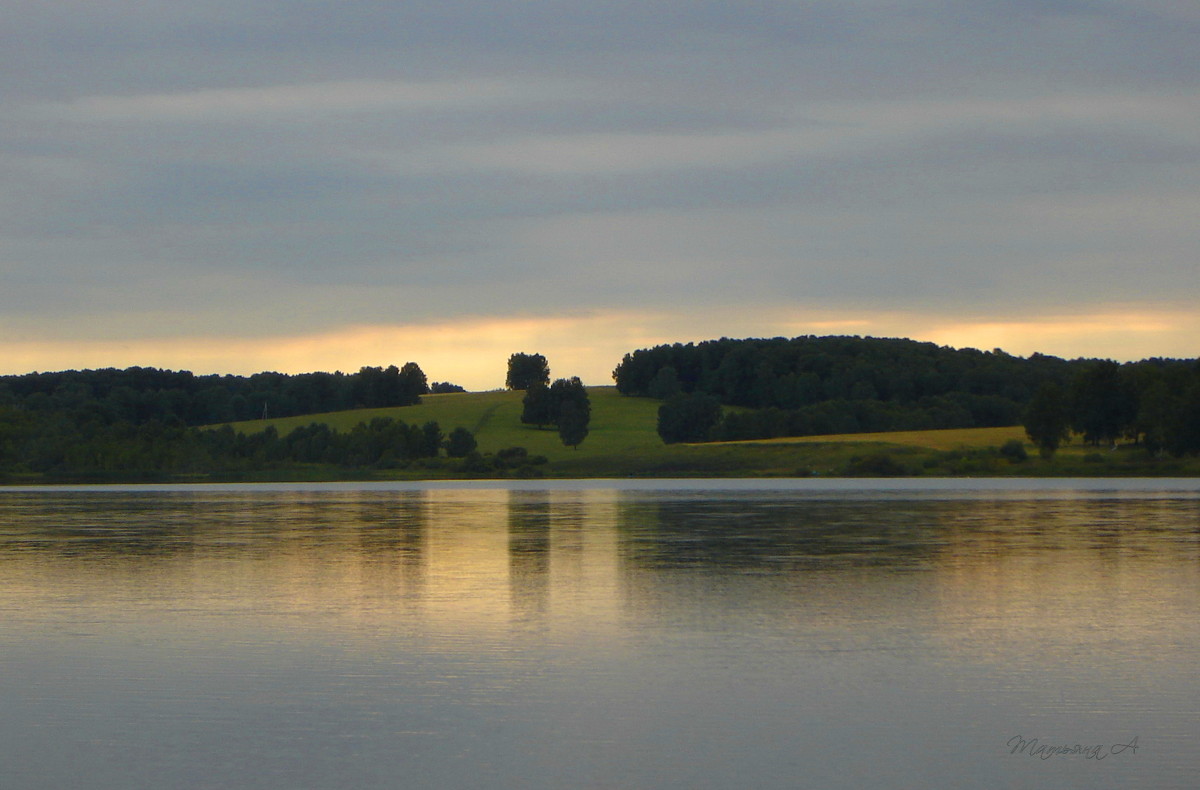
<box><xmin>452</xmin><ymin>446</ymin><xmax>550</xmax><ymax>477</ymax></box>
<box><xmin>657</xmin><ymin>392</ymin><xmax>722</xmax><ymax>444</ymax></box>
<box><xmin>0</xmin><ymin>362</ymin><xmax>474</xmax><ymax>480</ymax></box>
<box><xmin>1024</xmin><ymin>359</ymin><xmax>1200</xmax><ymax>457</ymax></box>
<box><xmin>521</xmin><ymin>376</ymin><xmax>591</xmax><ymax>448</ymax></box>
<box><xmin>615</xmin><ymin>336</ymin><xmax>1072</xmax><ymax>409</ymax></box>
<box><xmin>624</xmin><ymin>336</ymin><xmax>1200</xmax><ymax>454</ymax></box>
<box><xmin>620</xmin><ymin>336</ymin><xmax>1072</xmax><ymax>442</ymax></box>
<box><xmin>0</xmin><ymin>410</ymin><xmax>477</xmax><ymax>480</ymax></box>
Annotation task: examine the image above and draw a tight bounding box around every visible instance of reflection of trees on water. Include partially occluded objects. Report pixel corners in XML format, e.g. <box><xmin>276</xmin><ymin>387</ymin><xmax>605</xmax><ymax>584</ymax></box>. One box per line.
<box><xmin>344</xmin><ymin>491</ymin><xmax>429</xmax><ymax>602</ymax></box>
<box><xmin>505</xmin><ymin>491</ymin><xmax>600</xmax><ymax>628</ymax></box>
<box><xmin>614</xmin><ymin>494</ymin><xmax>1200</xmax><ymax>574</ymax></box>
<box><xmin>0</xmin><ymin>490</ymin><xmax>432</xmax><ymax>562</ymax></box>
<box><xmin>0</xmin><ymin>492</ymin><xmax>437</xmax><ymax>616</ymax></box>
<box><xmin>611</xmin><ymin>493</ymin><xmax>1200</xmax><ymax>652</ymax></box>
<box><xmin>507</xmin><ymin>490</ymin><xmax>551</xmax><ymax>623</ymax></box>
<box><xmin>923</xmin><ymin>496</ymin><xmax>1200</xmax><ymax>665</ymax></box>
<box><xmin>0</xmin><ymin>493</ymin><xmax>207</xmax><ymax>559</ymax></box>
<box><xmin>614</xmin><ymin>494</ymin><xmax>950</xmax><ymax>573</ymax></box>
<box><xmin>3</xmin><ymin>489</ymin><xmax>1197</xmax><ymax>635</ymax></box>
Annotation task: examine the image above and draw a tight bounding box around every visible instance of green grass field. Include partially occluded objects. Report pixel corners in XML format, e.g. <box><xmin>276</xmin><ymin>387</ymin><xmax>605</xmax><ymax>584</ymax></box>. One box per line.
<box><xmin>227</xmin><ymin>387</ymin><xmax>1198</xmax><ymax>478</ymax></box>
<box><xmin>715</xmin><ymin>425</ymin><xmax>1029</xmax><ymax>451</ymax></box>
<box><xmin>234</xmin><ymin>387</ymin><xmax>666</xmax><ymax>460</ymax></box>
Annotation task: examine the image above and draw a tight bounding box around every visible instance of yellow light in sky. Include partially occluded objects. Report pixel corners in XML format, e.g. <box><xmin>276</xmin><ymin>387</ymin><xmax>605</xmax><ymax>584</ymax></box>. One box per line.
<box><xmin>1</xmin><ymin>304</ymin><xmax>1195</xmax><ymax>389</ymax></box>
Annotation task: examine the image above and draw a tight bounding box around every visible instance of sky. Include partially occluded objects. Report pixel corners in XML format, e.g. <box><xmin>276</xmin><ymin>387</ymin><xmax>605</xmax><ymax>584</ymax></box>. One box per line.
<box><xmin>4</xmin><ymin>0</ymin><xmax>1198</xmax><ymax>390</ymax></box>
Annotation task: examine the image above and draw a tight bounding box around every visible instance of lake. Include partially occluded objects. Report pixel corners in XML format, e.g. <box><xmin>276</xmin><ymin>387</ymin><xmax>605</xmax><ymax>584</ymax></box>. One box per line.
<box><xmin>2</xmin><ymin>479</ymin><xmax>1198</xmax><ymax>789</ymax></box>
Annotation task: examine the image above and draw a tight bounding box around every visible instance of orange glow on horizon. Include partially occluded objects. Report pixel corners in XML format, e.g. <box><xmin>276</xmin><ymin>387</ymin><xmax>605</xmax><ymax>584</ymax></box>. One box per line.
<box><xmin>0</xmin><ymin>305</ymin><xmax>1195</xmax><ymax>390</ymax></box>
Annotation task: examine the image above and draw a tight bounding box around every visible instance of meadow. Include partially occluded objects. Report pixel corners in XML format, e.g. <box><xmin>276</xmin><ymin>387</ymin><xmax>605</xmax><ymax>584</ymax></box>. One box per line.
<box><xmin>229</xmin><ymin>387</ymin><xmax>1199</xmax><ymax>478</ymax></box>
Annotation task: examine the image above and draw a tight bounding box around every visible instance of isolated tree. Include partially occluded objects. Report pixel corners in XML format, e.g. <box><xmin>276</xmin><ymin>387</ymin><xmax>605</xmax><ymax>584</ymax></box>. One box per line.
<box><xmin>552</xmin><ymin>378</ymin><xmax>590</xmax><ymax>446</ymax></box>
<box><xmin>557</xmin><ymin>399</ymin><xmax>590</xmax><ymax>449</ymax></box>
<box><xmin>1023</xmin><ymin>383</ymin><xmax>1070</xmax><ymax>458</ymax></box>
<box><xmin>506</xmin><ymin>353</ymin><xmax>550</xmax><ymax>391</ymax></box>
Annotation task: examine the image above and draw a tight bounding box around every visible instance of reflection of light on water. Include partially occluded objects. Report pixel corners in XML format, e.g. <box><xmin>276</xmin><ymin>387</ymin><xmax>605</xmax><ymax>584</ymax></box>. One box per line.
<box><xmin>0</xmin><ymin>489</ymin><xmax>629</xmax><ymax>644</ymax></box>
<box><xmin>927</xmin><ymin>498</ymin><xmax>1200</xmax><ymax>671</ymax></box>
<box><xmin>2</xmin><ymin>489</ymin><xmax>1198</xmax><ymax>659</ymax></box>
<box><xmin>3</xmin><ymin>486</ymin><xmax>1200</xmax><ymax>789</ymax></box>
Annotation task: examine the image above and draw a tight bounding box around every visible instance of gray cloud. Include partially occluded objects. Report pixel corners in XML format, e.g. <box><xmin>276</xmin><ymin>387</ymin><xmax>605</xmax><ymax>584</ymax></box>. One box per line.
<box><xmin>2</xmin><ymin>1</ymin><xmax>1197</xmax><ymax>358</ymax></box>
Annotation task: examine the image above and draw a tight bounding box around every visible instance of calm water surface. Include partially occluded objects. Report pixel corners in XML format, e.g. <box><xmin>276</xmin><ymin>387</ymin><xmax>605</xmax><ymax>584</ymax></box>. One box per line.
<box><xmin>2</xmin><ymin>480</ymin><xmax>1198</xmax><ymax>789</ymax></box>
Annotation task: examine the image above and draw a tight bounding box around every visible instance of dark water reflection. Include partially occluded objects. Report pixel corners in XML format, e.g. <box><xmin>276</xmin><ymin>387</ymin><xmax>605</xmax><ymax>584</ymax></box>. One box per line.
<box><xmin>1</xmin><ymin>484</ymin><xmax>1198</xmax><ymax>789</ymax></box>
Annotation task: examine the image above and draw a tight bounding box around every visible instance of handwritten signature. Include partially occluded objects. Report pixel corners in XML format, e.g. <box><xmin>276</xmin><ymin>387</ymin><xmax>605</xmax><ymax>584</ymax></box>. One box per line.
<box><xmin>1007</xmin><ymin>735</ymin><xmax>1140</xmax><ymax>760</ymax></box>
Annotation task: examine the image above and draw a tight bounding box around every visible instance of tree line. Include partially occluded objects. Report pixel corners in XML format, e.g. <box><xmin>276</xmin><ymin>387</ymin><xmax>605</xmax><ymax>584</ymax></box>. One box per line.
<box><xmin>613</xmin><ymin>336</ymin><xmax>1200</xmax><ymax>456</ymax></box>
<box><xmin>0</xmin><ymin>362</ymin><xmax>478</xmax><ymax>479</ymax></box>
<box><xmin>616</xmin><ymin>336</ymin><xmax>1069</xmax><ymax>441</ymax></box>
<box><xmin>0</xmin><ymin>363</ymin><xmax>452</xmax><ymax>428</ymax></box>
<box><xmin>0</xmin><ymin>410</ymin><xmax>492</xmax><ymax>479</ymax></box>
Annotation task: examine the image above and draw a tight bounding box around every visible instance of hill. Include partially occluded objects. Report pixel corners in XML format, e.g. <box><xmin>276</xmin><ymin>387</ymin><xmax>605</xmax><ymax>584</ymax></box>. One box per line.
<box><xmin>230</xmin><ymin>387</ymin><xmax>668</xmax><ymax>474</ymax></box>
<box><xmin>2</xmin><ymin>332</ymin><xmax>1197</xmax><ymax>482</ymax></box>
<box><xmin>229</xmin><ymin>387</ymin><xmax>1200</xmax><ymax>478</ymax></box>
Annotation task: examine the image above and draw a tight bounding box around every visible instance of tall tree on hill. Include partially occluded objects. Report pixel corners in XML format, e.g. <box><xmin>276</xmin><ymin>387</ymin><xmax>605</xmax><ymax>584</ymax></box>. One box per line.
<box><xmin>506</xmin><ymin>353</ymin><xmax>550</xmax><ymax>391</ymax></box>
<box><xmin>522</xmin><ymin>376</ymin><xmax>590</xmax><ymax>439</ymax></box>
<box><xmin>521</xmin><ymin>381</ymin><xmax>555</xmax><ymax>428</ymax></box>
<box><xmin>558</xmin><ymin>399</ymin><xmax>590</xmax><ymax>449</ymax></box>
<box><xmin>548</xmin><ymin>377</ymin><xmax>589</xmax><ymax>415</ymax></box>
<box><xmin>399</xmin><ymin>362</ymin><xmax>429</xmax><ymax>401</ymax></box>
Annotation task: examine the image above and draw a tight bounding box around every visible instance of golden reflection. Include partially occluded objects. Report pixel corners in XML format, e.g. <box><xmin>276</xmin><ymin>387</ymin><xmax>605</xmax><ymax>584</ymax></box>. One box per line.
<box><xmin>508</xmin><ymin>491</ymin><xmax>551</xmax><ymax>624</ymax></box>
<box><xmin>0</xmin><ymin>489</ymin><xmax>630</xmax><ymax>641</ymax></box>
<box><xmin>926</xmin><ymin>497</ymin><xmax>1200</xmax><ymax>665</ymax></box>
<box><xmin>0</xmin><ymin>490</ymin><xmax>1196</xmax><ymax>659</ymax></box>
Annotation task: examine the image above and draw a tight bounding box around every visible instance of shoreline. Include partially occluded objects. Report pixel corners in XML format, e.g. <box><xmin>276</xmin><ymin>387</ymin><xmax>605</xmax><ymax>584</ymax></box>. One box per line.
<box><xmin>5</xmin><ymin>476</ymin><xmax>1200</xmax><ymax>494</ymax></box>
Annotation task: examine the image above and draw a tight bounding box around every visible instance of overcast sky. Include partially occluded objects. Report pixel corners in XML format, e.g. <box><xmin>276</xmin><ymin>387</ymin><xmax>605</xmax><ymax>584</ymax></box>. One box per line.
<box><xmin>4</xmin><ymin>0</ymin><xmax>1198</xmax><ymax>388</ymax></box>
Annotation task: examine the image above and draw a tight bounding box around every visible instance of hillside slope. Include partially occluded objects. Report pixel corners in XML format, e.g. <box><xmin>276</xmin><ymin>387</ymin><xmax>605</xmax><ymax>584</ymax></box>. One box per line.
<box><xmin>231</xmin><ymin>387</ymin><xmax>666</xmax><ymax>465</ymax></box>
<box><xmin>222</xmin><ymin>387</ymin><xmax>1196</xmax><ymax>478</ymax></box>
